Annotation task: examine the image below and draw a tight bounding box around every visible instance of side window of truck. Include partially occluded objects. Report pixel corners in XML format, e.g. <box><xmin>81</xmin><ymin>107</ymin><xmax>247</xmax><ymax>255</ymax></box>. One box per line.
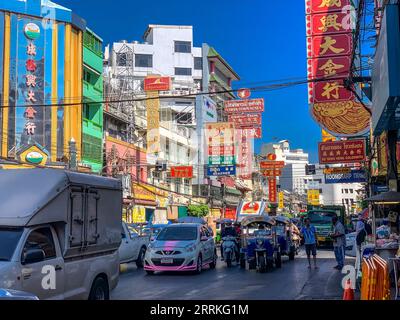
<box><xmin>23</xmin><ymin>228</ymin><xmax>57</xmax><ymax>260</ymax></box>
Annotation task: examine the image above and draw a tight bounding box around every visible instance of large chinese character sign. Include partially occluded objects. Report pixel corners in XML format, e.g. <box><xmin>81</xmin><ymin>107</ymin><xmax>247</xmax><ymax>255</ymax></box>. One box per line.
<box><xmin>305</xmin><ymin>0</ymin><xmax>370</xmax><ymax>136</ymax></box>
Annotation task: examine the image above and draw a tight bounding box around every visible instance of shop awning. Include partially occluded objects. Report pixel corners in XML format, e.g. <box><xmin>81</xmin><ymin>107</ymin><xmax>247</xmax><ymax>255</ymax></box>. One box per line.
<box><xmin>366</xmin><ymin>191</ymin><xmax>400</xmax><ymax>203</ymax></box>
<box><xmin>134</xmin><ymin>199</ymin><xmax>157</xmax><ymax>207</ymax></box>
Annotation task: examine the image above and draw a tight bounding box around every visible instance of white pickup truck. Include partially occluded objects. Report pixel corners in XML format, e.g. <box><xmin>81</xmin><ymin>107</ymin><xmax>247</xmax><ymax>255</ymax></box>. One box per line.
<box><xmin>119</xmin><ymin>222</ymin><xmax>150</xmax><ymax>268</ymax></box>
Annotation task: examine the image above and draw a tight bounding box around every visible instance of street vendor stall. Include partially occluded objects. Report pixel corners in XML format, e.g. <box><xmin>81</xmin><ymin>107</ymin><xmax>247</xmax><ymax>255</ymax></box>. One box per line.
<box><xmin>363</xmin><ymin>191</ymin><xmax>400</xmax><ymax>299</ymax></box>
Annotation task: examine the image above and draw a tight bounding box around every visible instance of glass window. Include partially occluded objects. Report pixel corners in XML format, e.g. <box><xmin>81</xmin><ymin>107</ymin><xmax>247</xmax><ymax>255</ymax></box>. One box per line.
<box><xmin>174</xmin><ymin>41</ymin><xmax>191</xmax><ymax>53</ymax></box>
<box><xmin>22</xmin><ymin>228</ymin><xmax>56</xmax><ymax>261</ymax></box>
<box><xmin>135</xmin><ymin>54</ymin><xmax>153</xmax><ymax>68</ymax></box>
<box><xmin>175</xmin><ymin>178</ymin><xmax>182</xmax><ymax>193</ymax></box>
<box><xmin>0</xmin><ymin>228</ymin><xmax>23</xmax><ymax>261</ymax></box>
<box><xmin>157</xmin><ymin>226</ymin><xmax>198</xmax><ymax>241</ymax></box>
<box><xmin>194</xmin><ymin>57</ymin><xmax>203</xmax><ymax>70</ymax></box>
<box><xmin>175</xmin><ymin>67</ymin><xmax>192</xmax><ymax>76</ymax></box>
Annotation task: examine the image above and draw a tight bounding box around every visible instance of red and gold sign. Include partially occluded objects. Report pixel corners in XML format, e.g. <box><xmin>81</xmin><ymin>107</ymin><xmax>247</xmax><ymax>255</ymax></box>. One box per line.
<box><xmin>260</xmin><ymin>161</ymin><xmax>285</xmax><ymax>169</ymax></box>
<box><xmin>318</xmin><ymin>139</ymin><xmax>366</xmax><ymax>164</ymax></box>
<box><xmin>144</xmin><ymin>76</ymin><xmax>171</xmax><ymax>91</ymax></box>
<box><xmin>170</xmin><ymin>166</ymin><xmax>193</xmax><ymax>178</ymax></box>
<box><xmin>228</xmin><ymin>113</ymin><xmax>262</xmax><ymax>127</ymax></box>
<box><xmin>262</xmin><ymin>169</ymin><xmax>282</xmax><ymax>177</ymax></box>
<box><xmin>307</xmin><ymin>12</ymin><xmax>350</xmax><ymax>36</ymax></box>
<box><xmin>308</xmin><ymin>56</ymin><xmax>351</xmax><ymax>79</ymax></box>
<box><xmin>312</xmin><ymin>101</ymin><xmax>370</xmax><ymax>135</ymax></box>
<box><xmin>268</xmin><ymin>178</ymin><xmax>277</xmax><ymax>203</ymax></box>
<box><xmin>307</xmin><ymin>34</ymin><xmax>353</xmax><ymax>59</ymax></box>
<box><xmin>224</xmin><ymin>98</ymin><xmax>264</xmax><ymax>113</ymax></box>
<box><xmin>311</xmin><ymin>80</ymin><xmax>354</xmax><ymax>103</ymax></box>
<box><xmin>305</xmin><ymin>0</ymin><xmax>370</xmax><ymax>137</ymax></box>
<box><xmin>305</xmin><ymin>0</ymin><xmax>351</xmax><ymax>14</ymax></box>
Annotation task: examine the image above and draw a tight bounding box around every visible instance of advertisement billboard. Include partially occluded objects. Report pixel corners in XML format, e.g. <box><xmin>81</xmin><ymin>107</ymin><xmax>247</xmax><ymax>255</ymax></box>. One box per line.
<box><xmin>318</xmin><ymin>139</ymin><xmax>366</xmax><ymax>164</ymax></box>
<box><xmin>171</xmin><ymin>166</ymin><xmax>194</xmax><ymax>178</ymax></box>
<box><xmin>307</xmin><ymin>189</ymin><xmax>320</xmax><ymax>206</ymax></box>
<box><xmin>146</xmin><ymin>91</ymin><xmax>161</xmax><ymax>154</ymax></box>
<box><xmin>144</xmin><ymin>76</ymin><xmax>171</xmax><ymax>91</ymax></box>
<box><xmin>205</xmin><ymin>122</ymin><xmax>235</xmax><ymax>166</ymax></box>
<box><xmin>325</xmin><ymin>169</ymin><xmax>367</xmax><ymax>184</ymax></box>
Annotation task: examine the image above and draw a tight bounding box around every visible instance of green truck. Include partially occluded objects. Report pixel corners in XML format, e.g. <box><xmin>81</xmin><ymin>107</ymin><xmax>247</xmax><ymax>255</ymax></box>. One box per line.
<box><xmin>306</xmin><ymin>205</ymin><xmax>346</xmax><ymax>246</ymax></box>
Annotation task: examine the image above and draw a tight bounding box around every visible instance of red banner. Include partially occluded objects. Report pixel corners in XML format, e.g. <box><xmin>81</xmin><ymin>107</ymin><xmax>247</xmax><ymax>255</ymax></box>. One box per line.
<box><xmin>144</xmin><ymin>77</ymin><xmax>171</xmax><ymax>91</ymax></box>
<box><xmin>224</xmin><ymin>98</ymin><xmax>264</xmax><ymax>113</ymax></box>
<box><xmin>228</xmin><ymin>113</ymin><xmax>262</xmax><ymax>127</ymax></box>
<box><xmin>170</xmin><ymin>166</ymin><xmax>194</xmax><ymax>178</ymax></box>
<box><xmin>305</xmin><ymin>0</ymin><xmax>351</xmax><ymax>14</ymax></box>
<box><xmin>268</xmin><ymin>178</ymin><xmax>277</xmax><ymax>203</ymax></box>
<box><xmin>318</xmin><ymin>139</ymin><xmax>367</xmax><ymax>164</ymax></box>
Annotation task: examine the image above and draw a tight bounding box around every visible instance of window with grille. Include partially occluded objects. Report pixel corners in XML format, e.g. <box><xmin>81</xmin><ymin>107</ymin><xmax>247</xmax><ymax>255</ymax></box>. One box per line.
<box><xmin>82</xmin><ymin>134</ymin><xmax>103</xmax><ymax>164</ymax></box>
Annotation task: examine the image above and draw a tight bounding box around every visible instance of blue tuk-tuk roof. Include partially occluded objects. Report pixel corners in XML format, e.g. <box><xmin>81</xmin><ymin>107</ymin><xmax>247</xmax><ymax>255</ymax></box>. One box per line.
<box><xmin>240</xmin><ymin>215</ymin><xmax>276</xmax><ymax>227</ymax></box>
<box><xmin>274</xmin><ymin>215</ymin><xmax>291</xmax><ymax>225</ymax></box>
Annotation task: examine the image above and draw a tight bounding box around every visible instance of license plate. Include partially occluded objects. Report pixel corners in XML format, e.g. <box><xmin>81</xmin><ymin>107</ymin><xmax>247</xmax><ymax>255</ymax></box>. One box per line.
<box><xmin>161</xmin><ymin>258</ymin><xmax>173</xmax><ymax>264</ymax></box>
<box><xmin>317</xmin><ymin>236</ymin><xmax>326</xmax><ymax>242</ymax></box>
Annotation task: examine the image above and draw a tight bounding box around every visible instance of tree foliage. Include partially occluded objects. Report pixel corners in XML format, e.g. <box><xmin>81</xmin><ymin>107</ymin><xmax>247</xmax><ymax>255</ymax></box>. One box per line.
<box><xmin>187</xmin><ymin>204</ymin><xmax>209</xmax><ymax>217</ymax></box>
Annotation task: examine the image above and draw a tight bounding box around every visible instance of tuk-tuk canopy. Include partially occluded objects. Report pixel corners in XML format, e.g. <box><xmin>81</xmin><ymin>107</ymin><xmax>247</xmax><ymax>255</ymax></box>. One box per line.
<box><xmin>274</xmin><ymin>215</ymin><xmax>291</xmax><ymax>225</ymax></box>
<box><xmin>240</xmin><ymin>215</ymin><xmax>276</xmax><ymax>227</ymax></box>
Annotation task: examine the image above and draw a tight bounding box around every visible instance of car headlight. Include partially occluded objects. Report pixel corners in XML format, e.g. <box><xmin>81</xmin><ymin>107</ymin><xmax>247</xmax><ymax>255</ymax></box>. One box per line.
<box><xmin>185</xmin><ymin>244</ymin><xmax>197</xmax><ymax>252</ymax></box>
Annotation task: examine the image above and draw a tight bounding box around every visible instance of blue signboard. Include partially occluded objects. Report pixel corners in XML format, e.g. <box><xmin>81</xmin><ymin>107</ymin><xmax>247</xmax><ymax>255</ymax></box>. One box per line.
<box><xmin>207</xmin><ymin>165</ymin><xmax>236</xmax><ymax>177</ymax></box>
<box><xmin>372</xmin><ymin>185</ymin><xmax>389</xmax><ymax>193</ymax></box>
<box><xmin>324</xmin><ymin>170</ymin><xmax>367</xmax><ymax>184</ymax></box>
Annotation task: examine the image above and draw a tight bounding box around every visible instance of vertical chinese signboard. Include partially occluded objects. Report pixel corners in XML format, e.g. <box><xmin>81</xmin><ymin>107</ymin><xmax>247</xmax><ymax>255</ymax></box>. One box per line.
<box><xmin>145</xmin><ymin>76</ymin><xmax>170</xmax><ymax>156</ymax></box>
<box><xmin>268</xmin><ymin>178</ymin><xmax>277</xmax><ymax>203</ymax></box>
<box><xmin>305</xmin><ymin>0</ymin><xmax>370</xmax><ymax>136</ymax></box>
<box><xmin>278</xmin><ymin>192</ymin><xmax>284</xmax><ymax>209</ymax></box>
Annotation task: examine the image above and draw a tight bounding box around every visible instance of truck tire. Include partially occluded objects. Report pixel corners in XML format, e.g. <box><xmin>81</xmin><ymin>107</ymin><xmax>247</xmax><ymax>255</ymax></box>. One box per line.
<box><xmin>136</xmin><ymin>247</ymin><xmax>146</xmax><ymax>269</ymax></box>
<box><xmin>89</xmin><ymin>276</ymin><xmax>109</xmax><ymax>300</ymax></box>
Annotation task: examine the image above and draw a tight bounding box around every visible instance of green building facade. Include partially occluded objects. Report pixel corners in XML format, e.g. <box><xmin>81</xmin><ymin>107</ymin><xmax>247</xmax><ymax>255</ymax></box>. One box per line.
<box><xmin>82</xmin><ymin>28</ymin><xmax>103</xmax><ymax>173</ymax></box>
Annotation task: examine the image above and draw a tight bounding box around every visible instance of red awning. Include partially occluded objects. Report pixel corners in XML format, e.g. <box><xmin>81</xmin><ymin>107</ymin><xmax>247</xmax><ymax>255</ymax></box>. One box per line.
<box><xmin>134</xmin><ymin>199</ymin><xmax>157</xmax><ymax>207</ymax></box>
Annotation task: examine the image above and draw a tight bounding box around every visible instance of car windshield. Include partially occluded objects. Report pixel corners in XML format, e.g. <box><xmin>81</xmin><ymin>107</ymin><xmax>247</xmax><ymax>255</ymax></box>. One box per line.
<box><xmin>157</xmin><ymin>226</ymin><xmax>198</xmax><ymax>241</ymax></box>
<box><xmin>0</xmin><ymin>228</ymin><xmax>24</xmax><ymax>261</ymax></box>
<box><xmin>308</xmin><ymin>212</ymin><xmax>335</xmax><ymax>224</ymax></box>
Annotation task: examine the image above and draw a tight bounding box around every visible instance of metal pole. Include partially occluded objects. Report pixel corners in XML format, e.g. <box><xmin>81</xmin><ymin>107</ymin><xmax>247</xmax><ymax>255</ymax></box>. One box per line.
<box><xmin>68</xmin><ymin>138</ymin><xmax>77</xmax><ymax>171</ymax></box>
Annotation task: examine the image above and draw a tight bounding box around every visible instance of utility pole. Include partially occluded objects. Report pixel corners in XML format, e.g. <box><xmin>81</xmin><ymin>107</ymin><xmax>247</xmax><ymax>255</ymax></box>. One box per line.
<box><xmin>68</xmin><ymin>138</ymin><xmax>77</xmax><ymax>171</ymax></box>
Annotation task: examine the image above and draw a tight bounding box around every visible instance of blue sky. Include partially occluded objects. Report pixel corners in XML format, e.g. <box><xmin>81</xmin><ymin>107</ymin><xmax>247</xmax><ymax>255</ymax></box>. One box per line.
<box><xmin>56</xmin><ymin>0</ymin><xmax>321</xmax><ymax>162</ymax></box>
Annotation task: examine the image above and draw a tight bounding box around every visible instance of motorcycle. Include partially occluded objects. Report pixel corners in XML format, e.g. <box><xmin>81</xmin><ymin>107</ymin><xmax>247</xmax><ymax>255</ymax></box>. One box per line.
<box><xmin>222</xmin><ymin>236</ymin><xmax>237</xmax><ymax>267</ymax></box>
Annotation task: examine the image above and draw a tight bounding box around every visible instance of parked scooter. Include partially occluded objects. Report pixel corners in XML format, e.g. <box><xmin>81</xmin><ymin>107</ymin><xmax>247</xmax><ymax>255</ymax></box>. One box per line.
<box><xmin>222</xmin><ymin>236</ymin><xmax>238</xmax><ymax>267</ymax></box>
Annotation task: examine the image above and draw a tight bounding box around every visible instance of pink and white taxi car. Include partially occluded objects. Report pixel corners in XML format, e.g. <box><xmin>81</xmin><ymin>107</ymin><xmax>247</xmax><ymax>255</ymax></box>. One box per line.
<box><xmin>144</xmin><ymin>223</ymin><xmax>217</xmax><ymax>274</ymax></box>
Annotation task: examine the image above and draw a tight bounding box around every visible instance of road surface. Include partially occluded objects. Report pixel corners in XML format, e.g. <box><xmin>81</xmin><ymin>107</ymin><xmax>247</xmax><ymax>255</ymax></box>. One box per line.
<box><xmin>112</xmin><ymin>249</ymin><xmax>354</xmax><ymax>300</ymax></box>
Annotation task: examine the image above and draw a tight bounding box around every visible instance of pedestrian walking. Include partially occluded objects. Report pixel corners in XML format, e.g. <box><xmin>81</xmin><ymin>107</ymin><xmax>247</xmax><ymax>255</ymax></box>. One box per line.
<box><xmin>300</xmin><ymin>218</ymin><xmax>318</xmax><ymax>269</ymax></box>
<box><xmin>331</xmin><ymin>215</ymin><xmax>346</xmax><ymax>271</ymax></box>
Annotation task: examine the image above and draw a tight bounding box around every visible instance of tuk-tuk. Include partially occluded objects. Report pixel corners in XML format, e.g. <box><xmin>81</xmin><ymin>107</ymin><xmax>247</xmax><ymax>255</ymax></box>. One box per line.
<box><xmin>273</xmin><ymin>215</ymin><xmax>296</xmax><ymax>261</ymax></box>
<box><xmin>239</xmin><ymin>215</ymin><xmax>281</xmax><ymax>272</ymax></box>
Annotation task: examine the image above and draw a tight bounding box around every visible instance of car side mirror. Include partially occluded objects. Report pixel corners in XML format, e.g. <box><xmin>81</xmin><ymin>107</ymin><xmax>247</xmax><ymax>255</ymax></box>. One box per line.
<box><xmin>23</xmin><ymin>249</ymin><xmax>45</xmax><ymax>265</ymax></box>
<box><xmin>201</xmin><ymin>236</ymin><xmax>208</xmax><ymax>242</ymax></box>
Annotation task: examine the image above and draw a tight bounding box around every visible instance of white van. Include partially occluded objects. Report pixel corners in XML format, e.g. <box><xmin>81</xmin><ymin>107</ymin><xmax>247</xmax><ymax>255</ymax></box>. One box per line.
<box><xmin>0</xmin><ymin>169</ymin><xmax>122</xmax><ymax>300</ymax></box>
